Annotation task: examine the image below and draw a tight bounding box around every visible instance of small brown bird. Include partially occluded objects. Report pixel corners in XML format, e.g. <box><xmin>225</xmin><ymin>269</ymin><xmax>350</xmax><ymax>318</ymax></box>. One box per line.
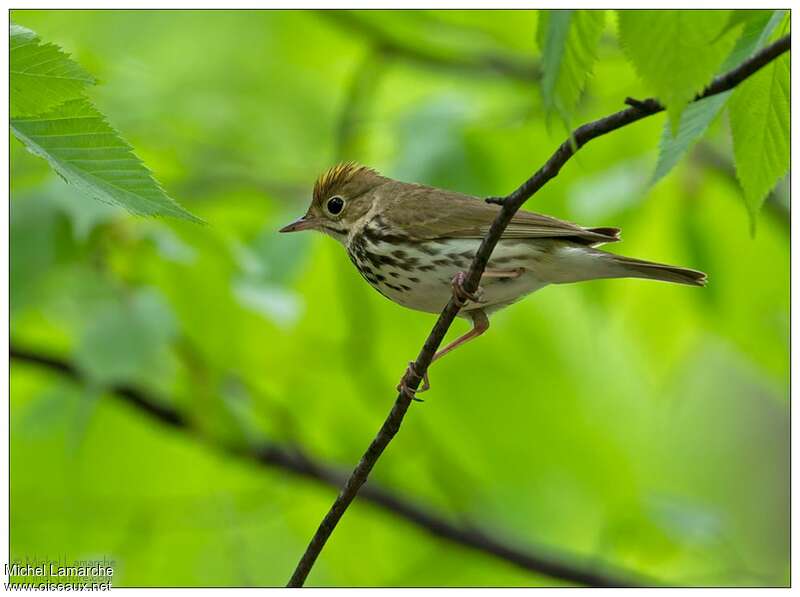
<box><xmin>281</xmin><ymin>163</ymin><xmax>706</xmax><ymax>394</ymax></box>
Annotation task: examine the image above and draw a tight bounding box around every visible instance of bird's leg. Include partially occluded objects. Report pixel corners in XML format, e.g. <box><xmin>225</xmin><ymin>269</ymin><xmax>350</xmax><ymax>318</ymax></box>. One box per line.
<box><xmin>432</xmin><ymin>309</ymin><xmax>489</xmax><ymax>364</ymax></box>
<box><xmin>451</xmin><ymin>268</ymin><xmax>525</xmax><ymax>307</ymax></box>
<box><xmin>395</xmin><ymin>310</ymin><xmax>489</xmax><ymax>399</ymax></box>
<box><xmin>401</xmin><ymin>265</ymin><xmax>514</xmax><ymax>399</ymax></box>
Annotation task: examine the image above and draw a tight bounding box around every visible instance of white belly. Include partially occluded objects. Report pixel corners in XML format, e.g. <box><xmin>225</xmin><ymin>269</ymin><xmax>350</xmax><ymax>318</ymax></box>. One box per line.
<box><xmin>349</xmin><ymin>237</ymin><xmax>552</xmax><ymax>315</ymax></box>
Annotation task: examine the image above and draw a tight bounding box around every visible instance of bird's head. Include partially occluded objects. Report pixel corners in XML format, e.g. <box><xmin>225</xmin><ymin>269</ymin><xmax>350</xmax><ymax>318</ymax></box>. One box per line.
<box><xmin>279</xmin><ymin>162</ymin><xmax>388</xmax><ymax>242</ymax></box>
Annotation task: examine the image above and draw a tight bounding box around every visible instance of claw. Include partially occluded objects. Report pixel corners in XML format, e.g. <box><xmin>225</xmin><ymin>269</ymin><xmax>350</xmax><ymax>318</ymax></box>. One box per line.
<box><xmin>396</xmin><ymin>361</ymin><xmax>430</xmax><ymax>402</ymax></box>
<box><xmin>451</xmin><ymin>271</ymin><xmax>484</xmax><ymax>307</ymax></box>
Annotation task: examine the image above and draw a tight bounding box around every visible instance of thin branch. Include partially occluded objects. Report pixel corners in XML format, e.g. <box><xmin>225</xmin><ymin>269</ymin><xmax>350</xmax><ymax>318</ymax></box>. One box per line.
<box><xmin>287</xmin><ymin>34</ymin><xmax>791</xmax><ymax>587</ymax></box>
<box><xmin>9</xmin><ymin>345</ymin><xmax>654</xmax><ymax>588</ymax></box>
<box><xmin>318</xmin><ymin>9</ymin><xmax>541</xmax><ymax>82</ymax></box>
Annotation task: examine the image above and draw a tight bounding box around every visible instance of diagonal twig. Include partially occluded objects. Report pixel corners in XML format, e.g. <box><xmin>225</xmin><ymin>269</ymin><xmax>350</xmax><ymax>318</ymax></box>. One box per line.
<box><xmin>9</xmin><ymin>345</ymin><xmax>655</xmax><ymax>587</ymax></box>
<box><xmin>286</xmin><ymin>34</ymin><xmax>791</xmax><ymax>587</ymax></box>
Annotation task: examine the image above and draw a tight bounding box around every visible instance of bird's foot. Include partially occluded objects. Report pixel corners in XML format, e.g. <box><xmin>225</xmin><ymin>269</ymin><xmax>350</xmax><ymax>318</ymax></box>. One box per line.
<box><xmin>396</xmin><ymin>361</ymin><xmax>430</xmax><ymax>402</ymax></box>
<box><xmin>485</xmin><ymin>196</ymin><xmax>505</xmax><ymax>205</ymax></box>
<box><xmin>451</xmin><ymin>271</ymin><xmax>484</xmax><ymax>307</ymax></box>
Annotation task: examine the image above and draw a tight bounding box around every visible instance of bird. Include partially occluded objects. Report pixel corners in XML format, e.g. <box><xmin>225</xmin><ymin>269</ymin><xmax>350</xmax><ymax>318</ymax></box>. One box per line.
<box><xmin>280</xmin><ymin>162</ymin><xmax>706</xmax><ymax>396</ymax></box>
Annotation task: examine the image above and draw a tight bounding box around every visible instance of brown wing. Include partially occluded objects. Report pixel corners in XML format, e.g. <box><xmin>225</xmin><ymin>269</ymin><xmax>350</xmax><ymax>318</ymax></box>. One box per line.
<box><xmin>381</xmin><ymin>181</ymin><xmax>620</xmax><ymax>246</ymax></box>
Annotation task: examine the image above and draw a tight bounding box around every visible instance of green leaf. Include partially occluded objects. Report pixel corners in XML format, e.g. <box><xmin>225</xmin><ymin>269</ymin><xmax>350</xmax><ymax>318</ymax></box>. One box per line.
<box><xmin>729</xmin><ymin>15</ymin><xmax>790</xmax><ymax>231</ymax></box>
<box><xmin>11</xmin><ymin>98</ymin><xmax>202</xmax><ymax>222</ymax></box>
<box><xmin>723</xmin><ymin>10</ymin><xmax>787</xmax><ymax>71</ymax></box>
<box><xmin>617</xmin><ymin>10</ymin><xmax>737</xmax><ymax>131</ymax></box>
<box><xmin>715</xmin><ymin>9</ymin><xmax>770</xmax><ymax>42</ymax></box>
<box><xmin>652</xmin><ymin>94</ymin><xmax>730</xmax><ymax>185</ymax></box>
<box><xmin>10</xmin><ymin>23</ymin><xmax>95</xmax><ymax>117</ymax></box>
<box><xmin>652</xmin><ymin>10</ymin><xmax>784</xmax><ymax>184</ymax></box>
<box><xmin>536</xmin><ymin>10</ymin><xmax>605</xmax><ymax>121</ymax></box>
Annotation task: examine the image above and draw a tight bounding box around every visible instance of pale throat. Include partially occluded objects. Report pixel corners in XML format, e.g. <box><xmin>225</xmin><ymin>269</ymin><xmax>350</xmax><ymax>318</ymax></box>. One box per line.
<box><xmin>345</xmin><ymin>200</ymin><xmax>383</xmax><ymax>247</ymax></box>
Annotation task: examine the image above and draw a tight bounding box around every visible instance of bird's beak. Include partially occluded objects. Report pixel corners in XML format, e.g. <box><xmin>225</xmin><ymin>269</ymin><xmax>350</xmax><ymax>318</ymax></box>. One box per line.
<box><xmin>279</xmin><ymin>214</ymin><xmax>317</xmax><ymax>233</ymax></box>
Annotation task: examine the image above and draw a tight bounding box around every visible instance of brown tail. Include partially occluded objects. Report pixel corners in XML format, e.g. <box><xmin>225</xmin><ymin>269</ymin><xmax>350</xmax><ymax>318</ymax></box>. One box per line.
<box><xmin>609</xmin><ymin>254</ymin><xmax>707</xmax><ymax>287</ymax></box>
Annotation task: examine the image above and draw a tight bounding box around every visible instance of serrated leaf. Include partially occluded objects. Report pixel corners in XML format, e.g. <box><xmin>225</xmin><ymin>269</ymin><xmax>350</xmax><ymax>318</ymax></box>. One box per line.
<box><xmin>537</xmin><ymin>10</ymin><xmax>605</xmax><ymax>121</ymax></box>
<box><xmin>11</xmin><ymin>98</ymin><xmax>202</xmax><ymax>222</ymax></box>
<box><xmin>729</xmin><ymin>16</ymin><xmax>790</xmax><ymax>232</ymax></box>
<box><xmin>652</xmin><ymin>93</ymin><xmax>729</xmax><ymax>184</ymax></box>
<box><xmin>723</xmin><ymin>9</ymin><xmax>787</xmax><ymax>70</ymax></box>
<box><xmin>10</xmin><ymin>22</ymin><xmax>95</xmax><ymax>117</ymax></box>
<box><xmin>652</xmin><ymin>10</ymin><xmax>783</xmax><ymax>184</ymax></box>
<box><xmin>617</xmin><ymin>10</ymin><xmax>737</xmax><ymax>131</ymax></box>
<box><xmin>715</xmin><ymin>9</ymin><xmax>770</xmax><ymax>42</ymax></box>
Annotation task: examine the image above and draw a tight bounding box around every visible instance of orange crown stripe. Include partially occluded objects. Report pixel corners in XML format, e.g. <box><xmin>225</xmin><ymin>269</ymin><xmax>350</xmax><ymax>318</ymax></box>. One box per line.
<box><xmin>313</xmin><ymin>162</ymin><xmax>379</xmax><ymax>203</ymax></box>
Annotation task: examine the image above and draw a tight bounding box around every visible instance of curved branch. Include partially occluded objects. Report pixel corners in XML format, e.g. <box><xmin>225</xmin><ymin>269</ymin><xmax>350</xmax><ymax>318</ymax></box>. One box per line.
<box><xmin>9</xmin><ymin>345</ymin><xmax>654</xmax><ymax>588</ymax></box>
<box><xmin>287</xmin><ymin>34</ymin><xmax>791</xmax><ymax>587</ymax></box>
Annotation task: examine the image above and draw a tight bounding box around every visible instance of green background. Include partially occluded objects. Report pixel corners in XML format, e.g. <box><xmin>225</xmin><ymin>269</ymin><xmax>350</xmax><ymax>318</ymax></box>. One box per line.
<box><xmin>10</xmin><ymin>10</ymin><xmax>789</xmax><ymax>587</ymax></box>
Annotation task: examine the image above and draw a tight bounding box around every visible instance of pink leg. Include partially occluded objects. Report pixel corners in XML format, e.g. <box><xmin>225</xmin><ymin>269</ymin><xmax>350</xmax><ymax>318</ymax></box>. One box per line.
<box><xmin>400</xmin><ymin>270</ymin><xmax>512</xmax><ymax>400</ymax></box>
<box><xmin>432</xmin><ymin>309</ymin><xmax>490</xmax><ymax>363</ymax></box>
<box><xmin>396</xmin><ymin>310</ymin><xmax>490</xmax><ymax>400</ymax></box>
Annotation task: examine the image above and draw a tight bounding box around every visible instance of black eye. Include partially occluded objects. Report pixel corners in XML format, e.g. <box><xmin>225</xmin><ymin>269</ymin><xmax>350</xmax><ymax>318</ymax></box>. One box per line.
<box><xmin>326</xmin><ymin>196</ymin><xmax>345</xmax><ymax>215</ymax></box>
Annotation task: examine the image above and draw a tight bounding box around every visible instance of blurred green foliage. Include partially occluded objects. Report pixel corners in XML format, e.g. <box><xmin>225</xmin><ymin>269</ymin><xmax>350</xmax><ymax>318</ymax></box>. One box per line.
<box><xmin>10</xmin><ymin>24</ymin><xmax>199</xmax><ymax>221</ymax></box>
<box><xmin>617</xmin><ymin>10</ymin><xmax>738</xmax><ymax>131</ymax></box>
<box><xmin>10</xmin><ymin>9</ymin><xmax>789</xmax><ymax>587</ymax></box>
